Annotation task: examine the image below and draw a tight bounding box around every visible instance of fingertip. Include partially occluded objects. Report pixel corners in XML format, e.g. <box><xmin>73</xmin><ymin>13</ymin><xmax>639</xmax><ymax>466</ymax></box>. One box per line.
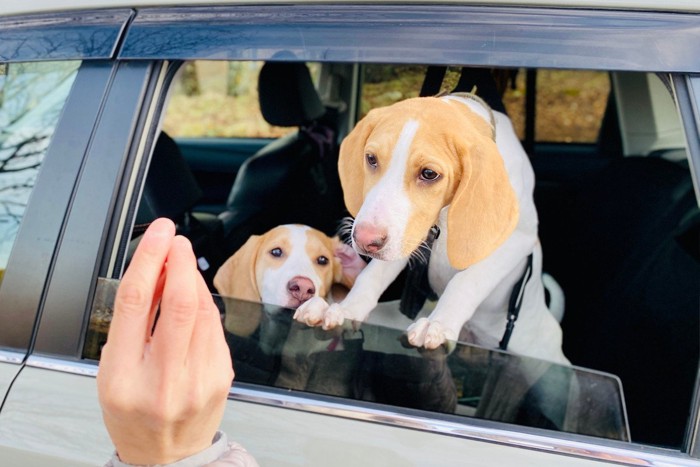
<box><xmin>169</xmin><ymin>235</ymin><xmax>196</xmax><ymax>260</ymax></box>
<box><xmin>146</xmin><ymin>217</ymin><xmax>176</xmax><ymax>238</ymax></box>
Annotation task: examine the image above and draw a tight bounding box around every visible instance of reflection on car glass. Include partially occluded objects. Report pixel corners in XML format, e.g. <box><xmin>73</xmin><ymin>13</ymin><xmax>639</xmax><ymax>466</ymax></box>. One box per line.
<box><xmin>0</xmin><ymin>61</ymin><xmax>80</xmax><ymax>278</ymax></box>
<box><xmin>88</xmin><ymin>278</ymin><xmax>629</xmax><ymax>442</ymax></box>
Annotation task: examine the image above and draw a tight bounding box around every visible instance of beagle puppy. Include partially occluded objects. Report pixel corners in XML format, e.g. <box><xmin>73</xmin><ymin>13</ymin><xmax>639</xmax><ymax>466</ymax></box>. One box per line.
<box><xmin>214</xmin><ymin>224</ymin><xmax>365</xmax><ymax>339</ymax></box>
<box><xmin>214</xmin><ymin>224</ymin><xmax>364</xmax><ymax>308</ymax></box>
<box><xmin>294</xmin><ymin>94</ymin><xmax>569</xmax><ymax>365</ymax></box>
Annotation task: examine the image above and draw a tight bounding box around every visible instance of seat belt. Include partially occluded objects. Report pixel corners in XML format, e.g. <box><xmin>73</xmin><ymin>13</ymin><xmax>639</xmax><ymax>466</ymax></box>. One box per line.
<box><xmin>499</xmin><ymin>253</ymin><xmax>534</xmax><ymax>351</ymax></box>
<box><xmin>419</xmin><ymin>66</ymin><xmax>447</xmax><ymax>97</ymax></box>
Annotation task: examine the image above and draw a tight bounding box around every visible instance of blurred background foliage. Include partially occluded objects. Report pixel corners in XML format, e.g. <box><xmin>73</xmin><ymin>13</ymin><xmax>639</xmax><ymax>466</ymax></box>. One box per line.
<box><xmin>163</xmin><ymin>61</ymin><xmax>609</xmax><ymax>143</ymax></box>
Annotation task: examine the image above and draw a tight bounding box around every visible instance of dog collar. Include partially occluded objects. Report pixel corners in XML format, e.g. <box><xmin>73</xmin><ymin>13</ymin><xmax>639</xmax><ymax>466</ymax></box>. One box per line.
<box><xmin>440</xmin><ymin>92</ymin><xmax>497</xmax><ymax>141</ymax></box>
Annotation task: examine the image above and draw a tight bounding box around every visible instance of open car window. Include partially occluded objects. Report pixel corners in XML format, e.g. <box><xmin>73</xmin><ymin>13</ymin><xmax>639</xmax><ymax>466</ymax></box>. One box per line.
<box><xmin>85</xmin><ymin>58</ymin><xmax>698</xmax><ymax>452</ymax></box>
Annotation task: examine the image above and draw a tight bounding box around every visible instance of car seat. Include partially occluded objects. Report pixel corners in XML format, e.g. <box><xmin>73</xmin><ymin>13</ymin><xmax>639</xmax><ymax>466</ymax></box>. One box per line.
<box><xmin>131</xmin><ymin>131</ymin><xmax>225</xmax><ymax>289</ymax></box>
<box><xmin>218</xmin><ymin>61</ymin><xmax>346</xmax><ymax>256</ymax></box>
<box><xmin>535</xmin><ymin>149</ymin><xmax>699</xmax><ymax>448</ymax></box>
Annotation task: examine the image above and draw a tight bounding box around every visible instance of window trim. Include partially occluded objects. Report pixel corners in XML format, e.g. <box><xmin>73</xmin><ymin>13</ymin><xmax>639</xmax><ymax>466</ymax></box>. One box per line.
<box><xmin>31</xmin><ymin>61</ymin><xmax>163</xmax><ymax>358</ymax></box>
<box><xmin>673</xmin><ymin>74</ymin><xmax>700</xmax><ymax>456</ymax></box>
<box><xmin>0</xmin><ymin>9</ymin><xmax>133</xmax><ymax>62</ymax></box>
<box><xmin>121</xmin><ymin>5</ymin><xmax>700</xmax><ymax>73</ymax></box>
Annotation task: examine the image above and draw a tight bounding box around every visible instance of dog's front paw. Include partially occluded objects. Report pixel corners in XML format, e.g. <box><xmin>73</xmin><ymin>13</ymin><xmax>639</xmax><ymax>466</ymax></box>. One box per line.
<box><xmin>322</xmin><ymin>303</ymin><xmax>346</xmax><ymax>330</ymax></box>
<box><xmin>293</xmin><ymin>297</ymin><xmax>329</xmax><ymax>326</ymax></box>
<box><xmin>407</xmin><ymin>318</ymin><xmax>454</xmax><ymax>350</ymax></box>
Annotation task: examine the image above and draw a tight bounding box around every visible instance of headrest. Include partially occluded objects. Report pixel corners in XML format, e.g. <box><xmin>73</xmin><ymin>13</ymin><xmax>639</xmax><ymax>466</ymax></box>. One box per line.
<box><xmin>258</xmin><ymin>62</ymin><xmax>325</xmax><ymax>127</ymax></box>
<box><xmin>136</xmin><ymin>132</ymin><xmax>203</xmax><ymax>225</ymax></box>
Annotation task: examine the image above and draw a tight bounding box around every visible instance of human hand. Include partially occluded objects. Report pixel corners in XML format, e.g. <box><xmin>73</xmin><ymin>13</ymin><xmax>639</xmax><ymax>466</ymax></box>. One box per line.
<box><xmin>97</xmin><ymin>218</ymin><xmax>234</xmax><ymax>465</ymax></box>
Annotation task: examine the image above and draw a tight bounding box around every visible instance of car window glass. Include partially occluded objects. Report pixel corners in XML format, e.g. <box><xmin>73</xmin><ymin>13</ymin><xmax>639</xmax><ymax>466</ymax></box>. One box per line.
<box><xmin>90</xmin><ymin>277</ymin><xmax>629</xmax><ymax>442</ymax></box>
<box><xmin>0</xmin><ymin>61</ymin><xmax>80</xmax><ymax>287</ymax></box>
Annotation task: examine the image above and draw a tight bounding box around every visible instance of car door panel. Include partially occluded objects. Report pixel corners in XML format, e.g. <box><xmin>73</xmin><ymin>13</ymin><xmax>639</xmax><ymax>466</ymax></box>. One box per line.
<box><xmin>0</xmin><ymin>361</ymin><xmax>20</xmax><ymax>404</ymax></box>
<box><xmin>0</xmin><ymin>362</ymin><xmax>611</xmax><ymax>467</ymax></box>
<box><xmin>0</xmin><ymin>365</ymin><xmax>111</xmax><ymax>466</ymax></box>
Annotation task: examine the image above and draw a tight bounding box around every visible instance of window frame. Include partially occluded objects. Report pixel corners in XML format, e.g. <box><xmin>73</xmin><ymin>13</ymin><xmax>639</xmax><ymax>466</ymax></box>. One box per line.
<box><xmin>0</xmin><ymin>10</ymin><xmax>132</xmax><ymax>356</ymax></box>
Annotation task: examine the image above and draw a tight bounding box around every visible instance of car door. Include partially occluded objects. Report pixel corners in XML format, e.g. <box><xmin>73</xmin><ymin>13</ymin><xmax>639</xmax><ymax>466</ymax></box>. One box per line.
<box><xmin>2</xmin><ymin>4</ymin><xmax>700</xmax><ymax>467</ymax></box>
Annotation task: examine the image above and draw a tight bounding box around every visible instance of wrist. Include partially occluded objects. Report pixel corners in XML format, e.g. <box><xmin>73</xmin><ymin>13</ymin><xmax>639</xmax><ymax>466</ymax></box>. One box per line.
<box><xmin>110</xmin><ymin>432</ymin><xmax>227</xmax><ymax>467</ymax></box>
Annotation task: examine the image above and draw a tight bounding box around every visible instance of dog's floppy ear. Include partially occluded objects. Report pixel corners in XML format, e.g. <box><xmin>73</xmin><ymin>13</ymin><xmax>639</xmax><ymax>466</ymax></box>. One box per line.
<box><xmin>331</xmin><ymin>236</ymin><xmax>366</xmax><ymax>289</ymax></box>
<box><xmin>338</xmin><ymin>109</ymin><xmax>381</xmax><ymax>216</ymax></box>
<box><xmin>448</xmin><ymin>135</ymin><xmax>519</xmax><ymax>270</ymax></box>
<box><xmin>213</xmin><ymin>234</ymin><xmax>262</xmax><ymax>302</ymax></box>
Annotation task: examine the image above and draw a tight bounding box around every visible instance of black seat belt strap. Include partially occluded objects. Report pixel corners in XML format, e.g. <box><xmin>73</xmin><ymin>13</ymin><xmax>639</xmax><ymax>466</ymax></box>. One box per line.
<box><xmin>420</xmin><ymin>66</ymin><xmax>447</xmax><ymax>97</ymax></box>
<box><xmin>499</xmin><ymin>253</ymin><xmax>534</xmax><ymax>351</ymax></box>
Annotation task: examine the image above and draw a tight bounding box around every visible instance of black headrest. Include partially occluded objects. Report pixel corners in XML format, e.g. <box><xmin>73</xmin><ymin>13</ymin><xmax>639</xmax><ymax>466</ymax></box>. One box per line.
<box><xmin>136</xmin><ymin>132</ymin><xmax>203</xmax><ymax>225</ymax></box>
<box><xmin>258</xmin><ymin>62</ymin><xmax>325</xmax><ymax>127</ymax></box>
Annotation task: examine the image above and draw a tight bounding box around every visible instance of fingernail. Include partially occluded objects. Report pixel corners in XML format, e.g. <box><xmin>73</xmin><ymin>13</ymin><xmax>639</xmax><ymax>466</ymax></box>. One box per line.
<box><xmin>145</xmin><ymin>218</ymin><xmax>175</xmax><ymax>239</ymax></box>
<box><xmin>172</xmin><ymin>235</ymin><xmax>193</xmax><ymax>249</ymax></box>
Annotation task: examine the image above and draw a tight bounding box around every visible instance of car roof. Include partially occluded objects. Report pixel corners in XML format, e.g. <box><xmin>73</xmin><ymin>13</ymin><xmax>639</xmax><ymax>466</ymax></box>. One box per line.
<box><xmin>4</xmin><ymin>0</ymin><xmax>700</xmax><ymax>17</ymax></box>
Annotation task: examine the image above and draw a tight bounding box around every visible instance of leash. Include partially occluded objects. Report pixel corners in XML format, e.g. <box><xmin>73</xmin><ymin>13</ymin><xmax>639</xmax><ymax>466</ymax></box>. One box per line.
<box><xmin>499</xmin><ymin>253</ymin><xmax>534</xmax><ymax>351</ymax></box>
<box><xmin>399</xmin><ymin>225</ymin><xmax>440</xmax><ymax>320</ymax></box>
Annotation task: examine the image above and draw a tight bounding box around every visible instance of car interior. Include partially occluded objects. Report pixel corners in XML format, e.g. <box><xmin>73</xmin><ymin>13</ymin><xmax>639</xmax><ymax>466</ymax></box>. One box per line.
<box><xmin>95</xmin><ymin>59</ymin><xmax>698</xmax><ymax>449</ymax></box>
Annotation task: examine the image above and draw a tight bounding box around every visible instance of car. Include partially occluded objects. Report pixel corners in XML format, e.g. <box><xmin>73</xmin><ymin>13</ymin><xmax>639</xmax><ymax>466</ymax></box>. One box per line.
<box><xmin>0</xmin><ymin>1</ymin><xmax>699</xmax><ymax>465</ymax></box>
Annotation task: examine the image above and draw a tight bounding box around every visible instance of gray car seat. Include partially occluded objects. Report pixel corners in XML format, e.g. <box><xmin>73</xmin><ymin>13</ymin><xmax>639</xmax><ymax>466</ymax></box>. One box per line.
<box><xmin>131</xmin><ymin>131</ymin><xmax>225</xmax><ymax>289</ymax></box>
<box><xmin>218</xmin><ymin>61</ymin><xmax>346</xmax><ymax>255</ymax></box>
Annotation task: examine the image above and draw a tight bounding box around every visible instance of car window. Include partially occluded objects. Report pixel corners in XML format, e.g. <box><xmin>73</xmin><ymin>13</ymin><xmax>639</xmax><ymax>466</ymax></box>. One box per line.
<box><xmin>0</xmin><ymin>61</ymin><xmax>80</xmax><ymax>287</ymax></box>
<box><xmin>87</xmin><ymin>60</ymin><xmax>698</xmax><ymax>452</ymax></box>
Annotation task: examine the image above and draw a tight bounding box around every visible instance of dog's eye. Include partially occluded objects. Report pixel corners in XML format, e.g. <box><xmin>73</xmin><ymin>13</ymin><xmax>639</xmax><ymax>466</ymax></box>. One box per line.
<box><xmin>270</xmin><ymin>248</ymin><xmax>283</xmax><ymax>257</ymax></box>
<box><xmin>420</xmin><ymin>168</ymin><xmax>440</xmax><ymax>181</ymax></box>
<box><xmin>317</xmin><ymin>256</ymin><xmax>329</xmax><ymax>265</ymax></box>
<box><xmin>365</xmin><ymin>153</ymin><xmax>378</xmax><ymax>169</ymax></box>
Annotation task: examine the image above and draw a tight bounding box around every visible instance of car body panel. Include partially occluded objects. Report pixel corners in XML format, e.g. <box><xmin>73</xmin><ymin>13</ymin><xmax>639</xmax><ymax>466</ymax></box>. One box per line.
<box><xmin>0</xmin><ymin>365</ymin><xmax>112</xmax><ymax>466</ymax></box>
<box><xmin>0</xmin><ymin>360</ymin><xmax>21</xmax><ymax>404</ymax></box>
<box><xmin>2</xmin><ymin>358</ymin><xmax>697</xmax><ymax>466</ymax></box>
<box><xmin>0</xmin><ymin>361</ymin><xmax>662</xmax><ymax>467</ymax></box>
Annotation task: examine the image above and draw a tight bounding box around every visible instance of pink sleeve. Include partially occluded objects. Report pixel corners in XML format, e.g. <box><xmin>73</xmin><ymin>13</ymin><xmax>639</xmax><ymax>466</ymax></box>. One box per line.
<box><xmin>105</xmin><ymin>432</ymin><xmax>259</xmax><ymax>467</ymax></box>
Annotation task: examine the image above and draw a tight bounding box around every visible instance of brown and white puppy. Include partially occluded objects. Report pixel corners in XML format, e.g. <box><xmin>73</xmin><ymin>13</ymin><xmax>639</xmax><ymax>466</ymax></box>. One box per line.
<box><xmin>294</xmin><ymin>94</ymin><xmax>569</xmax><ymax>365</ymax></box>
<box><xmin>214</xmin><ymin>224</ymin><xmax>364</xmax><ymax>307</ymax></box>
<box><xmin>214</xmin><ymin>224</ymin><xmax>364</xmax><ymax>339</ymax></box>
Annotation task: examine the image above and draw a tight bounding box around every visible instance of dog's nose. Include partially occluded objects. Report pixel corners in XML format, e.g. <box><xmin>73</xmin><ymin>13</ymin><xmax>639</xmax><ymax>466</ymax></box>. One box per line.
<box><xmin>287</xmin><ymin>276</ymin><xmax>316</xmax><ymax>303</ymax></box>
<box><xmin>353</xmin><ymin>222</ymin><xmax>388</xmax><ymax>254</ymax></box>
